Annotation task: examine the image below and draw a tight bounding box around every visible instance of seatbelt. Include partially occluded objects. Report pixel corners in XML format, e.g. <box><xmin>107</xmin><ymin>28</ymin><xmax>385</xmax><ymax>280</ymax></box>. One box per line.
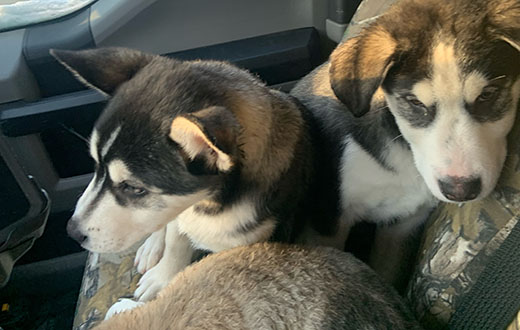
<box><xmin>448</xmin><ymin>216</ymin><xmax>520</xmax><ymax>329</ymax></box>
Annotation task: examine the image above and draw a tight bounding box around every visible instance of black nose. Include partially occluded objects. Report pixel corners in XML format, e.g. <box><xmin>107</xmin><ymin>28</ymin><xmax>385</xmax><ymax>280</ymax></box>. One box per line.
<box><xmin>438</xmin><ymin>176</ymin><xmax>482</xmax><ymax>202</ymax></box>
<box><xmin>66</xmin><ymin>218</ymin><xmax>87</xmax><ymax>244</ymax></box>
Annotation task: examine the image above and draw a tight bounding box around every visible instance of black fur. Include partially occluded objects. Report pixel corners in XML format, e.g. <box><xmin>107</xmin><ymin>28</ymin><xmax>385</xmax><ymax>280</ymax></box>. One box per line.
<box><xmin>54</xmin><ymin>48</ymin><xmax>342</xmax><ymax>248</ymax></box>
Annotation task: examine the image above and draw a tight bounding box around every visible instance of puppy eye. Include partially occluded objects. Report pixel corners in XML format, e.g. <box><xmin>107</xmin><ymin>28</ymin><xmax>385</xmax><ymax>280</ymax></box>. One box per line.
<box><xmin>120</xmin><ymin>182</ymin><xmax>147</xmax><ymax>196</ymax></box>
<box><xmin>476</xmin><ymin>86</ymin><xmax>499</xmax><ymax>102</ymax></box>
<box><xmin>405</xmin><ymin>95</ymin><xmax>426</xmax><ymax>108</ymax></box>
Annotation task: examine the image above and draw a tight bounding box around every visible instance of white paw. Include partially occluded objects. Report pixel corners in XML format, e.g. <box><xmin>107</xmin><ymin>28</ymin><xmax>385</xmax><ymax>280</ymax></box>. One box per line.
<box><xmin>134</xmin><ymin>262</ymin><xmax>176</xmax><ymax>301</ymax></box>
<box><xmin>105</xmin><ymin>298</ymin><xmax>144</xmax><ymax>320</ymax></box>
<box><xmin>134</xmin><ymin>228</ymin><xmax>166</xmax><ymax>274</ymax></box>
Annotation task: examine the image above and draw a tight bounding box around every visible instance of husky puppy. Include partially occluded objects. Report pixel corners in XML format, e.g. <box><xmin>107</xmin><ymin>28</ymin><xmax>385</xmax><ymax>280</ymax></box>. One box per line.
<box><xmin>94</xmin><ymin>243</ymin><xmax>422</xmax><ymax>330</ymax></box>
<box><xmin>292</xmin><ymin>0</ymin><xmax>520</xmax><ymax>288</ymax></box>
<box><xmin>53</xmin><ymin>48</ymin><xmax>341</xmax><ymax>301</ymax></box>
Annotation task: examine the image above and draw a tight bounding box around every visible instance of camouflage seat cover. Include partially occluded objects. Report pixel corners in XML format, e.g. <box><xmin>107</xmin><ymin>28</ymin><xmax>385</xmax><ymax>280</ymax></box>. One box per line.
<box><xmin>73</xmin><ymin>243</ymin><xmax>141</xmax><ymax>330</ymax></box>
<box><xmin>73</xmin><ymin>1</ymin><xmax>520</xmax><ymax>328</ymax></box>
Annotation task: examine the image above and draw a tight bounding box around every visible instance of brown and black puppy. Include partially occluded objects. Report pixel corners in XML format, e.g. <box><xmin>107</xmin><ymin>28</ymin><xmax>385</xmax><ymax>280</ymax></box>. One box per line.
<box><xmin>292</xmin><ymin>0</ymin><xmax>520</xmax><ymax>289</ymax></box>
<box><xmin>53</xmin><ymin>48</ymin><xmax>341</xmax><ymax>301</ymax></box>
<box><xmin>95</xmin><ymin>243</ymin><xmax>422</xmax><ymax>330</ymax></box>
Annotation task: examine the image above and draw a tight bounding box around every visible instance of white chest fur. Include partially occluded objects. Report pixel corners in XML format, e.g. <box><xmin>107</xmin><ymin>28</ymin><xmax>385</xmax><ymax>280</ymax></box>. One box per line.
<box><xmin>340</xmin><ymin>137</ymin><xmax>437</xmax><ymax>223</ymax></box>
<box><xmin>176</xmin><ymin>200</ymin><xmax>276</xmax><ymax>252</ymax></box>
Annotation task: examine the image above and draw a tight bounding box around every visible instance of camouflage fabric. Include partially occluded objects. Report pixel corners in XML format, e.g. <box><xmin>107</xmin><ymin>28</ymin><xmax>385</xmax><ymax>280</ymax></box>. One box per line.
<box><xmin>72</xmin><ymin>243</ymin><xmax>141</xmax><ymax>330</ymax></box>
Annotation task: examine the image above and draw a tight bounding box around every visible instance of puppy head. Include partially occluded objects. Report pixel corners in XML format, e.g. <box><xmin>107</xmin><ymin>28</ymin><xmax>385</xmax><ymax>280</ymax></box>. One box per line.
<box><xmin>330</xmin><ymin>0</ymin><xmax>520</xmax><ymax>203</ymax></box>
<box><xmin>52</xmin><ymin>48</ymin><xmax>241</xmax><ymax>252</ymax></box>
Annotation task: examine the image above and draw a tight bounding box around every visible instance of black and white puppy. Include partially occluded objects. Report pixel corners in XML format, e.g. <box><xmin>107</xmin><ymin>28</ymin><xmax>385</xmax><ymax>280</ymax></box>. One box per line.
<box><xmin>292</xmin><ymin>0</ymin><xmax>520</xmax><ymax>288</ymax></box>
<box><xmin>53</xmin><ymin>49</ymin><xmax>341</xmax><ymax>301</ymax></box>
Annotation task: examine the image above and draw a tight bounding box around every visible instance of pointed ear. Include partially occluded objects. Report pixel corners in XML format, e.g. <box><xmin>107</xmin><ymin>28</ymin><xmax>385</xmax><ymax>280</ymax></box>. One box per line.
<box><xmin>170</xmin><ymin>106</ymin><xmax>241</xmax><ymax>173</ymax></box>
<box><xmin>329</xmin><ymin>27</ymin><xmax>397</xmax><ymax>117</ymax></box>
<box><xmin>50</xmin><ymin>47</ymin><xmax>153</xmax><ymax>95</ymax></box>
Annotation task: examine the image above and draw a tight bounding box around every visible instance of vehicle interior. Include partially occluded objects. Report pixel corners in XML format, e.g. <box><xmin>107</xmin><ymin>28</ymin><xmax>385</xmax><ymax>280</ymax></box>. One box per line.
<box><xmin>1</xmin><ymin>0</ymin><xmax>519</xmax><ymax>329</ymax></box>
<box><xmin>0</xmin><ymin>0</ymin><xmax>358</xmax><ymax>328</ymax></box>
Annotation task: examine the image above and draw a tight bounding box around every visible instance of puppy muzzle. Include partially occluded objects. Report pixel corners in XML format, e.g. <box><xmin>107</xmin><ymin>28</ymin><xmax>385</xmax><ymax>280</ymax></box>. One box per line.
<box><xmin>67</xmin><ymin>218</ymin><xmax>88</xmax><ymax>245</ymax></box>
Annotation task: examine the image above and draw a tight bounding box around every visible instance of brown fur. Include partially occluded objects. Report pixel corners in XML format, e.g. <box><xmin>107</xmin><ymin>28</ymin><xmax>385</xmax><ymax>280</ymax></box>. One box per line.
<box><xmin>170</xmin><ymin>107</ymin><xmax>238</xmax><ymax>172</ymax></box>
<box><xmin>330</xmin><ymin>29</ymin><xmax>397</xmax><ymax>116</ymax></box>
<box><xmin>328</xmin><ymin>0</ymin><xmax>520</xmax><ymax>117</ymax></box>
<box><xmin>228</xmin><ymin>89</ymin><xmax>304</xmax><ymax>190</ymax></box>
<box><xmin>182</xmin><ymin>61</ymin><xmax>304</xmax><ymax>192</ymax></box>
<box><xmin>95</xmin><ymin>243</ymin><xmax>421</xmax><ymax>330</ymax></box>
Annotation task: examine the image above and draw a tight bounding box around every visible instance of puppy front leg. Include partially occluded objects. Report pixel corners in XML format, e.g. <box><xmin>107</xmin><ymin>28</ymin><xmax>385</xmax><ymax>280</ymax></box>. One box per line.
<box><xmin>134</xmin><ymin>226</ymin><xmax>166</xmax><ymax>274</ymax></box>
<box><xmin>369</xmin><ymin>205</ymin><xmax>433</xmax><ymax>292</ymax></box>
<box><xmin>134</xmin><ymin>221</ymin><xmax>193</xmax><ymax>301</ymax></box>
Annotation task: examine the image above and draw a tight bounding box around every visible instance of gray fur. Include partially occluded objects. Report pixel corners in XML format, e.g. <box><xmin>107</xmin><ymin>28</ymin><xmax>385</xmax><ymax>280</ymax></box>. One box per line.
<box><xmin>95</xmin><ymin>243</ymin><xmax>422</xmax><ymax>330</ymax></box>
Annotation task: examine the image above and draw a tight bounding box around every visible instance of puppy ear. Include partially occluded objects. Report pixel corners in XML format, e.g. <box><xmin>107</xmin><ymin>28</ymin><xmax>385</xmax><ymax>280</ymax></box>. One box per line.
<box><xmin>50</xmin><ymin>47</ymin><xmax>153</xmax><ymax>95</ymax></box>
<box><xmin>329</xmin><ymin>27</ymin><xmax>397</xmax><ymax>117</ymax></box>
<box><xmin>170</xmin><ymin>106</ymin><xmax>240</xmax><ymax>173</ymax></box>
